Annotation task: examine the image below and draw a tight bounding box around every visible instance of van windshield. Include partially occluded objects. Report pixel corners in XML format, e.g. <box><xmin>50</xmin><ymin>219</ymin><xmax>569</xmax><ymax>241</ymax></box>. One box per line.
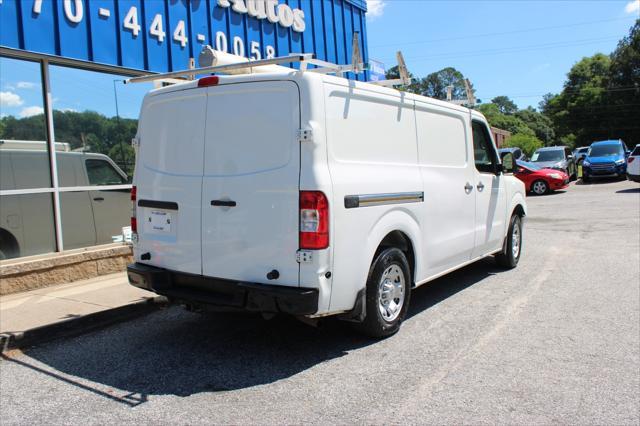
<box><xmin>589</xmin><ymin>144</ymin><xmax>623</xmax><ymax>157</ymax></box>
<box><xmin>531</xmin><ymin>150</ymin><xmax>563</xmax><ymax>162</ymax></box>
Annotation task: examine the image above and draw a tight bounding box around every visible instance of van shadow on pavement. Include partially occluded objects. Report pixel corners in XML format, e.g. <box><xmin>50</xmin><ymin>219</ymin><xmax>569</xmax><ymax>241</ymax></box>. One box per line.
<box><xmin>4</xmin><ymin>259</ymin><xmax>500</xmax><ymax>406</ymax></box>
<box><xmin>616</xmin><ymin>187</ymin><xmax>640</xmax><ymax>194</ymax></box>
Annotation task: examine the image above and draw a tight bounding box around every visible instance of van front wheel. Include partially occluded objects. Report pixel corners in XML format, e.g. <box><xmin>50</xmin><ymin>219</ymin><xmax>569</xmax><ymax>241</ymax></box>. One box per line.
<box><xmin>355</xmin><ymin>248</ymin><xmax>411</xmax><ymax>338</ymax></box>
<box><xmin>496</xmin><ymin>214</ymin><xmax>523</xmax><ymax>269</ymax></box>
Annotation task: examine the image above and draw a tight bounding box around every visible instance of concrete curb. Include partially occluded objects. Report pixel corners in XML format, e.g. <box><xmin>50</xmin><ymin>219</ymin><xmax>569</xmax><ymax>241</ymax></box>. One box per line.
<box><xmin>0</xmin><ymin>296</ymin><xmax>168</xmax><ymax>353</ymax></box>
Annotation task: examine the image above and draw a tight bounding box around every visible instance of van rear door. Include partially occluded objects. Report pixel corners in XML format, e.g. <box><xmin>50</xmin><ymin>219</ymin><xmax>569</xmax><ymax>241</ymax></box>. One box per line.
<box><xmin>135</xmin><ymin>90</ymin><xmax>207</xmax><ymax>275</ymax></box>
<box><xmin>201</xmin><ymin>81</ymin><xmax>300</xmax><ymax>286</ymax></box>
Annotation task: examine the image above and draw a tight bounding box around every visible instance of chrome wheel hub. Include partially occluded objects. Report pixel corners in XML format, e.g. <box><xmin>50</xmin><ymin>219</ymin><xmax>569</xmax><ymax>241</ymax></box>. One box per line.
<box><xmin>378</xmin><ymin>265</ymin><xmax>405</xmax><ymax>323</ymax></box>
<box><xmin>533</xmin><ymin>181</ymin><xmax>546</xmax><ymax>194</ymax></box>
<box><xmin>512</xmin><ymin>219</ymin><xmax>521</xmax><ymax>259</ymax></box>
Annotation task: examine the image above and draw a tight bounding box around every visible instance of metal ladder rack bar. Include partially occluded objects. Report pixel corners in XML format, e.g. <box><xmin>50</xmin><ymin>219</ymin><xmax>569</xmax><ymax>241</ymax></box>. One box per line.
<box><xmin>126</xmin><ymin>53</ymin><xmax>314</xmax><ymax>84</ymax></box>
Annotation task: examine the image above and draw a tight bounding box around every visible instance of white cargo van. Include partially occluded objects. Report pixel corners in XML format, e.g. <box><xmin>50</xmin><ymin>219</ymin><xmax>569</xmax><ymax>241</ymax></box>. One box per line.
<box><xmin>127</xmin><ymin>68</ymin><xmax>527</xmax><ymax>337</ymax></box>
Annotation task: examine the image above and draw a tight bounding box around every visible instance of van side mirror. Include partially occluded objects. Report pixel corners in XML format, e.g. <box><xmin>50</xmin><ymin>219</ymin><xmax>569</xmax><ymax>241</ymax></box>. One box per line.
<box><xmin>502</xmin><ymin>153</ymin><xmax>515</xmax><ymax>174</ymax></box>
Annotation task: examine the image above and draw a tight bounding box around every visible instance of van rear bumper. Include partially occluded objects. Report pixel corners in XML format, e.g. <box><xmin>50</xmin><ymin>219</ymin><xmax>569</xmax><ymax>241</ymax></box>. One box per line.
<box><xmin>127</xmin><ymin>263</ymin><xmax>318</xmax><ymax>315</ymax></box>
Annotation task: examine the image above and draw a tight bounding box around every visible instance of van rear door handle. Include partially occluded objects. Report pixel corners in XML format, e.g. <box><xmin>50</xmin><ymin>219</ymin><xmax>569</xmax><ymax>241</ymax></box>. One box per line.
<box><xmin>464</xmin><ymin>183</ymin><xmax>473</xmax><ymax>193</ymax></box>
<box><xmin>477</xmin><ymin>182</ymin><xmax>485</xmax><ymax>192</ymax></box>
<box><xmin>93</xmin><ymin>197</ymin><xmax>105</xmax><ymax>202</ymax></box>
<box><xmin>211</xmin><ymin>200</ymin><xmax>237</xmax><ymax>207</ymax></box>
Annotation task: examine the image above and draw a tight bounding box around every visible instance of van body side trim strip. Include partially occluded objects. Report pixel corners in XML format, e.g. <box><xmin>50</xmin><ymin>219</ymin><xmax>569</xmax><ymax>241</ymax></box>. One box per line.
<box><xmin>138</xmin><ymin>200</ymin><xmax>179</xmax><ymax>210</ymax></box>
<box><xmin>344</xmin><ymin>192</ymin><xmax>424</xmax><ymax>209</ymax></box>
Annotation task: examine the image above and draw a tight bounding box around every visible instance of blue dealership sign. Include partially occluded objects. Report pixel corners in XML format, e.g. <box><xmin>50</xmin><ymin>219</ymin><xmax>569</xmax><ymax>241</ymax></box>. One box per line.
<box><xmin>368</xmin><ymin>59</ymin><xmax>385</xmax><ymax>82</ymax></box>
<box><xmin>1</xmin><ymin>0</ymin><xmax>369</xmax><ymax>79</ymax></box>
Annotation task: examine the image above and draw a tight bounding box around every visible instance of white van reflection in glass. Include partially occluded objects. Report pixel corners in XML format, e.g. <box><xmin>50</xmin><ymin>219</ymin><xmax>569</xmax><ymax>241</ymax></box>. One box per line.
<box><xmin>0</xmin><ymin>140</ymin><xmax>131</xmax><ymax>259</ymax></box>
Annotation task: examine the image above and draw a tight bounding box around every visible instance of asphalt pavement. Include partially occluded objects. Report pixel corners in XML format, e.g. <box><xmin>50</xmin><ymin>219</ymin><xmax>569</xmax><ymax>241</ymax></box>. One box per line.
<box><xmin>1</xmin><ymin>178</ymin><xmax>639</xmax><ymax>425</ymax></box>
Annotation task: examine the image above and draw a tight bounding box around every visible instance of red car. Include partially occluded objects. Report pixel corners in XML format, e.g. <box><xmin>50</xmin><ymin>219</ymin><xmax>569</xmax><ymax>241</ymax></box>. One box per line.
<box><xmin>515</xmin><ymin>161</ymin><xmax>570</xmax><ymax>195</ymax></box>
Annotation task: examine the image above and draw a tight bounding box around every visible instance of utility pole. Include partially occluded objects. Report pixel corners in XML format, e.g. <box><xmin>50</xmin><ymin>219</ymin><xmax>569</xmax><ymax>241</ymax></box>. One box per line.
<box><xmin>112</xmin><ymin>79</ymin><xmax>127</xmax><ymax>173</ymax></box>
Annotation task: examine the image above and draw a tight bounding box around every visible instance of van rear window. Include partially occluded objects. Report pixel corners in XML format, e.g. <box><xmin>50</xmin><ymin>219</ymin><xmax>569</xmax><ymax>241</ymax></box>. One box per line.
<box><xmin>632</xmin><ymin>146</ymin><xmax>640</xmax><ymax>156</ymax></box>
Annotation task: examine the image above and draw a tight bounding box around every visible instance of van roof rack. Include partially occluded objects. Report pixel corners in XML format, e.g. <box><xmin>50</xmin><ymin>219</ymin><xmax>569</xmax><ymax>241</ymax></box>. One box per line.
<box><xmin>126</xmin><ymin>33</ymin><xmax>411</xmax><ymax>89</ymax></box>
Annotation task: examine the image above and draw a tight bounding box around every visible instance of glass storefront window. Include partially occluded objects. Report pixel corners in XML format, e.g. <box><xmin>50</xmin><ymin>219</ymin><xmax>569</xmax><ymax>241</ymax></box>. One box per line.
<box><xmin>50</xmin><ymin>65</ymin><xmax>151</xmax><ymax>249</ymax></box>
<box><xmin>1</xmin><ymin>57</ymin><xmax>56</xmax><ymax>259</ymax></box>
<box><xmin>1</xmin><ymin>57</ymin><xmax>153</xmax><ymax>258</ymax></box>
<box><xmin>0</xmin><ymin>194</ymin><xmax>56</xmax><ymax>259</ymax></box>
<box><xmin>0</xmin><ymin>56</ymin><xmax>50</xmax><ymax>189</ymax></box>
<box><xmin>50</xmin><ymin>65</ymin><xmax>151</xmax><ymax>185</ymax></box>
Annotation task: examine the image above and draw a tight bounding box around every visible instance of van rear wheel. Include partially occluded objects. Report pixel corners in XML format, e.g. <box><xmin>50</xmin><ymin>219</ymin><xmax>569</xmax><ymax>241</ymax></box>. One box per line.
<box><xmin>355</xmin><ymin>248</ymin><xmax>411</xmax><ymax>338</ymax></box>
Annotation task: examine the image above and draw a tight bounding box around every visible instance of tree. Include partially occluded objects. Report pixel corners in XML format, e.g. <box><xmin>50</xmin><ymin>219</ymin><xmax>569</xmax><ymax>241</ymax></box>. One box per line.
<box><xmin>385</xmin><ymin>65</ymin><xmax>422</xmax><ymax>94</ymax></box>
<box><xmin>543</xmin><ymin>53</ymin><xmax>613</xmax><ymax>147</ymax></box>
<box><xmin>421</xmin><ymin>67</ymin><xmax>474</xmax><ymax>100</ymax></box>
<box><xmin>385</xmin><ymin>65</ymin><xmax>476</xmax><ymax>102</ymax></box>
<box><xmin>108</xmin><ymin>143</ymin><xmax>135</xmax><ymax>178</ymax></box>
<box><xmin>542</xmin><ymin>21</ymin><xmax>640</xmax><ymax>147</ymax></box>
<box><xmin>608</xmin><ymin>19</ymin><xmax>640</xmax><ymax>146</ymax></box>
<box><xmin>0</xmin><ymin>110</ymin><xmax>138</xmax><ymax>162</ymax></box>
<box><xmin>515</xmin><ymin>107</ymin><xmax>555</xmax><ymax>145</ymax></box>
<box><xmin>538</xmin><ymin>93</ymin><xmax>556</xmax><ymax>115</ymax></box>
<box><xmin>491</xmin><ymin>96</ymin><xmax>518</xmax><ymax>115</ymax></box>
<box><xmin>477</xmin><ymin>103</ymin><xmax>535</xmax><ymax>137</ymax></box>
<box><xmin>503</xmin><ymin>134</ymin><xmax>544</xmax><ymax>157</ymax></box>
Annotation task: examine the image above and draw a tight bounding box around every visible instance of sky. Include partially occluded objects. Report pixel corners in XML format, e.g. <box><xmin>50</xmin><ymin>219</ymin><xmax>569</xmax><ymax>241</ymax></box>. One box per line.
<box><xmin>366</xmin><ymin>0</ymin><xmax>639</xmax><ymax>109</ymax></box>
<box><xmin>1</xmin><ymin>0</ymin><xmax>638</xmax><ymax>120</ymax></box>
<box><xmin>0</xmin><ymin>56</ymin><xmax>152</xmax><ymax>120</ymax></box>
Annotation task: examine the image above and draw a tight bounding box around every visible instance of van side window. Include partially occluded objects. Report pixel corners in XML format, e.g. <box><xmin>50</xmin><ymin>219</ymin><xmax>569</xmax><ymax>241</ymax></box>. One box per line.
<box><xmin>85</xmin><ymin>159</ymin><xmax>127</xmax><ymax>185</ymax></box>
<box><xmin>472</xmin><ymin>121</ymin><xmax>497</xmax><ymax>174</ymax></box>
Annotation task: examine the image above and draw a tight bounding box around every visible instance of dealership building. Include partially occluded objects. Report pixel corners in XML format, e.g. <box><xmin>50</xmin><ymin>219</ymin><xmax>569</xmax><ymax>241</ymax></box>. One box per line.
<box><xmin>0</xmin><ymin>0</ymin><xmax>370</xmax><ymax>269</ymax></box>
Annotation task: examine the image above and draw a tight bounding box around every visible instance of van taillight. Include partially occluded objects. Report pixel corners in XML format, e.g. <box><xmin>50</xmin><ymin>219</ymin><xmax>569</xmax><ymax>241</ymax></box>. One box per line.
<box><xmin>198</xmin><ymin>76</ymin><xmax>219</xmax><ymax>87</ymax></box>
<box><xmin>131</xmin><ymin>185</ymin><xmax>137</xmax><ymax>233</ymax></box>
<box><xmin>629</xmin><ymin>157</ymin><xmax>635</xmax><ymax>164</ymax></box>
<box><xmin>299</xmin><ymin>191</ymin><xmax>329</xmax><ymax>250</ymax></box>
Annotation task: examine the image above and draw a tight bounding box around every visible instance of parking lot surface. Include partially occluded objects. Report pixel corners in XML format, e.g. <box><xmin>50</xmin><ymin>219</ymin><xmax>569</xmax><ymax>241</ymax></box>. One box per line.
<box><xmin>1</xmin><ymin>180</ymin><xmax>639</xmax><ymax>425</ymax></box>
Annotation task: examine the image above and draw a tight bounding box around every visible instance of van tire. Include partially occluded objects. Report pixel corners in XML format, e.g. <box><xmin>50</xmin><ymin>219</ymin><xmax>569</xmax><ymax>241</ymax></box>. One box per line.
<box><xmin>355</xmin><ymin>248</ymin><xmax>411</xmax><ymax>338</ymax></box>
<box><xmin>496</xmin><ymin>214</ymin><xmax>523</xmax><ymax>269</ymax></box>
<box><xmin>0</xmin><ymin>230</ymin><xmax>19</xmax><ymax>261</ymax></box>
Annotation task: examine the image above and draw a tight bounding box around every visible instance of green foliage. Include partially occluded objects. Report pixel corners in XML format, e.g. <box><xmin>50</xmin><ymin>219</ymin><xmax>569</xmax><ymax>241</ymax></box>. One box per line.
<box><xmin>385</xmin><ymin>65</ymin><xmax>475</xmax><ymax>101</ymax></box>
<box><xmin>476</xmin><ymin>103</ymin><xmax>535</xmax><ymax>137</ymax></box>
<box><xmin>421</xmin><ymin>67</ymin><xmax>473</xmax><ymax>100</ymax></box>
<box><xmin>491</xmin><ymin>96</ymin><xmax>518</xmax><ymax>115</ymax></box>
<box><xmin>515</xmin><ymin>107</ymin><xmax>555</xmax><ymax>143</ymax></box>
<box><xmin>0</xmin><ymin>114</ymin><xmax>47</xmax><ymax>140</ymax></box>
<box><xmin>544</xmin><ymin>20</ymin><xmax>640</xmax><ymax>148</ymax></box>
<box><xmin>385</xmin><ymin>65</ymin><xmax>423</xmax><ymax>94</ymax></box>
<box><xmin>108</xmin><ymin>143</ymin><xmax>136</xmax><ymax>178</ymax></box>
<box><xmin>0</xmin><ymin>110</ymin><xmax>137</xmax><ymax>171</ymax></box>
<box><xmin>502</xmin><ymin>134</ymin><xmax>544</xmax><ymax>157</ymax></box>
<box><xmin>559</xmin><ymin>134</ymin><xmax>577</xmax><ymax>148</ymax></box>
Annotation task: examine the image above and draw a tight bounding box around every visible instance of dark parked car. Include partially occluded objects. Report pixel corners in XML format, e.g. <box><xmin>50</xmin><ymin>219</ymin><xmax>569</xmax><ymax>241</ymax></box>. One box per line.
<box><xmin>573</xmin><ymin>146</ymin><xmax>589</xmax><ymax>164</ymax></box>
<box><xmin>530</xmin><ymin>146</ymin><xmax>577</xmax><ymax>181</ymax></box>
<box><xmin>499</xmin><ymin>147</ymin><xmax>528</xmax><ymax>162</ymax></box>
